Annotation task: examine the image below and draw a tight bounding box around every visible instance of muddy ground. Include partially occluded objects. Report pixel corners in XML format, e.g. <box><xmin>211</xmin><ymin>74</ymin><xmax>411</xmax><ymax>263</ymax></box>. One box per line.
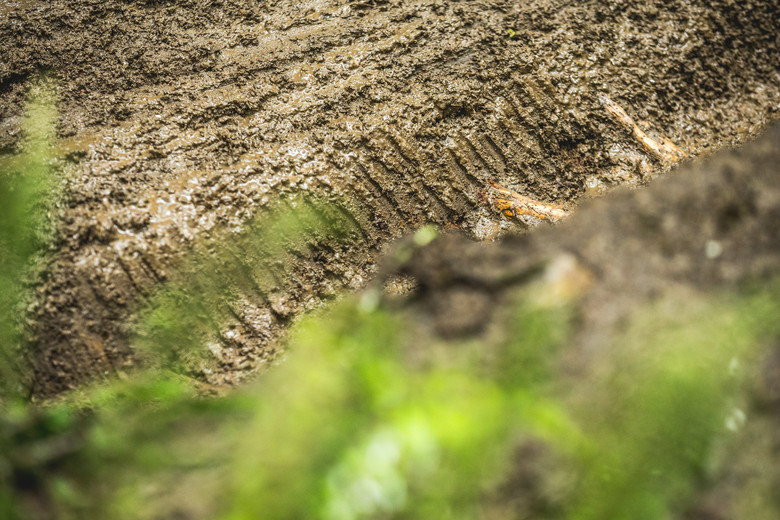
<box><xmin>0</xmin><ymin>0</ymin><xmax>778</xmax><ymax>395</ymax></box>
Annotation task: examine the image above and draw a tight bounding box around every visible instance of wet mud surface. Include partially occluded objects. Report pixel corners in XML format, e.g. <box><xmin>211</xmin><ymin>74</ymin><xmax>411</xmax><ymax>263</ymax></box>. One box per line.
<box><xmin>0</xmin><ymin>0</ymin><xmax>778</xmax><ymax>395</ymax></box>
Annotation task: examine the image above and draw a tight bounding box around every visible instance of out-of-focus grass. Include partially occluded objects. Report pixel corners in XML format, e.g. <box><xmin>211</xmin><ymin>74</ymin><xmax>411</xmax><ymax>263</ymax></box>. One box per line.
<box><xmin>226</xmin><ymin>300</ymin><xmax>532</xmax><ymax>520</ymax></box>
<box><xmin>0</xmin><ymin>79</ymin><xmax>60</xmax><ymax>405</ymax></box>
<box><xmin>4</xmin><ymin>190</ymin><xmax>780</xmax><ymax>520</ymax></box>
<box><xmin>133</xmin><ymin>195</ymin><xmax>361</xmax><ymax>376</ymax></box>
<box><xmin>220</xmin><ymin>281</ymin><xmax>780</xmax><ymax>520</ymax></box>
<box><xmin>3</xmin><ymin>254</ymin><xmax>780</xmax><ymax>519</ymax></box>
<box><xmin>567</xmin><ymin>284</ymin><xmax>780</xmax><ymax>520</ymax></box>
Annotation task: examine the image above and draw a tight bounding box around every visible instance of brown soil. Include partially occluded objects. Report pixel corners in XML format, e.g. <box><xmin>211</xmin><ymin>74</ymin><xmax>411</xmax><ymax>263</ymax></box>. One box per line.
<box><xmin>0</xmin><ymin>0</ymin><xmax>778</xmax><ymax>396</ymax></box>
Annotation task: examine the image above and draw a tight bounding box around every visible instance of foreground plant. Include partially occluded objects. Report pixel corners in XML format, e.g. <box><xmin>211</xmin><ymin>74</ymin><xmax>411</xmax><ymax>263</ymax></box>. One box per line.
<box><xmin>0</xmin><ymin>78</ymin><xmax>60</xmax><ymax>405</ymax></box>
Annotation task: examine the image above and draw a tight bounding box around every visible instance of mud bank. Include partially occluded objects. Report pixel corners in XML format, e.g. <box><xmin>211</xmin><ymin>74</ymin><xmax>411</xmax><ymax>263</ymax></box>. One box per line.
<box><xmin>0</xmin><ymin>0</ymin><xmax>778</xmax><ymax>395</ymax></box>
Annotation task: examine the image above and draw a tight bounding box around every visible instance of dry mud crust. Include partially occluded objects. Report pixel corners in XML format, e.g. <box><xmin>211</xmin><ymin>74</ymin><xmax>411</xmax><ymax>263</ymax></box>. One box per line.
<box><xmin>0</xmin><ymin>0</ymin><xmax>778</xmax><ymax>395</ymax></box>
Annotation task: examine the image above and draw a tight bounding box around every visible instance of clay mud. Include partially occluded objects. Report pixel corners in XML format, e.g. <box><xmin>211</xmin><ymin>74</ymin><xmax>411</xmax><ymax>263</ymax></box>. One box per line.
<box><xmin>0</xmin><ymin>0</ymin><xmax>778</xmax><ymax>395</ymax></box>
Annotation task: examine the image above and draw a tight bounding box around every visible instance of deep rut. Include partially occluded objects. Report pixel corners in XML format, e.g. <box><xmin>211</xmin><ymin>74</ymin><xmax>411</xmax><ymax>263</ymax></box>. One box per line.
<box><xmin>0</xmin><ymin>0</ymin><xmax>778</xmax><ymax>395</ymax></box>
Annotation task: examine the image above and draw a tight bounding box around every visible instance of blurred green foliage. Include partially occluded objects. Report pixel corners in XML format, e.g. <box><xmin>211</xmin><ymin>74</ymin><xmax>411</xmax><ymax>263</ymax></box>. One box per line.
<box><xmin>1</xmin><ymin>80</ymin><xmax>779</xmax><ymax>520</ymax></box>
<box><xmin>5</xmin><ymin>277</ymin><xmax>779</xmax><ymax>520</ymax></box>
<box><xmin>133</xmin><ymin>194</ymin><xmax>359</xmax><ymax>375</ymax></box>
<box><xmin>568</xmin><ymin>289</ymin><xmax>779</xmax><ymax>520</ymax></box>
<box><xmin>0</xmin><ymin>78</ymin><xmax>60</xmax><ymax>405</ymax></box>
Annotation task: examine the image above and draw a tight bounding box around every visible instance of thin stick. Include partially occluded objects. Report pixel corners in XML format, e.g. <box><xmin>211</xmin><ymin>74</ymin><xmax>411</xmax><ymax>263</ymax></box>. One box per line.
<box><xmin>486</xmin><ymin>180</ymin><xmax>569</xmax><ymax>221</ymax></box>
<box><xmin>599</xmin><ymin>94</ymin><xmax>688</xmax><ymax>164</ymax></box>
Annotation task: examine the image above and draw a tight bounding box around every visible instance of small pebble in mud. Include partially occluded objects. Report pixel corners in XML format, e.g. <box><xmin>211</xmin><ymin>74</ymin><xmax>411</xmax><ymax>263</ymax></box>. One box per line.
<box><xmin>269</xmin><ymin>292</ymin><xmax>296</xmax><ymax>319</ymax></box>
<box><xmin>473</xmin><ymin>215</ymin><xmax>503</xmax><ymax>241</ymax></box>
<box><xmin>705</xmin><ymin>240</ymin><xmax>723</xmax><ymax>259</ymax></box>
<box><xmin>584</xmin><ymin>175</ymin><xmax>607</xmax><ymax>196</ymax></box>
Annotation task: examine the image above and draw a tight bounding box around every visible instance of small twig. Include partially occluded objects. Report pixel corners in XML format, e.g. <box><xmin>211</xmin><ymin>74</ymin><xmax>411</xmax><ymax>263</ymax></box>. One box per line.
<box><xmin>486</xmin><ymin>180</ymin><xmax>569</xmax><ymax>221</ymax></box>
<box><xmin>599</xmin><ymin>94</ymin><xmax>688</xmax><ymax>164</ymax></box>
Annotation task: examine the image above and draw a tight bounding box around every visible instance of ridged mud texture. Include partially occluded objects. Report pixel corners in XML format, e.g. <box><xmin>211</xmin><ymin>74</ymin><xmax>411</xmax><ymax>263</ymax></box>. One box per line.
<box><xmin>0</xmin><ymin>0</ymin><xmax>778</xmax><ymax>395</ymax></box>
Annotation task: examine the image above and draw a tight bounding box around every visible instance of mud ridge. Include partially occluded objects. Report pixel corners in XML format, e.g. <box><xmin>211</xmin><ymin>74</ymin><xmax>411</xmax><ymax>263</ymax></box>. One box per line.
<box><xmin>0</xmin><ymin>0</ymin><xmax>778</xmax><ymax>395</ymax></box>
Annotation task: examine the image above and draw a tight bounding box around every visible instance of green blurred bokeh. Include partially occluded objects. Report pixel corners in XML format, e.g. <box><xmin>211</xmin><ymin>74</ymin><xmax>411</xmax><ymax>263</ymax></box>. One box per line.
<box><xmin>0</xmin><ymin>79</ymin><xmax>60</xmax><ymax>405</ymax></box>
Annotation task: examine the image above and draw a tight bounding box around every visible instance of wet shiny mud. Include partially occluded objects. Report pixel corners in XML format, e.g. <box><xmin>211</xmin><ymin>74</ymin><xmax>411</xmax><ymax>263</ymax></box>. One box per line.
<box><xmin>0</xmin><ymin>0</ymin><xmax>778</xmax><ymax>395</ymax></box>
